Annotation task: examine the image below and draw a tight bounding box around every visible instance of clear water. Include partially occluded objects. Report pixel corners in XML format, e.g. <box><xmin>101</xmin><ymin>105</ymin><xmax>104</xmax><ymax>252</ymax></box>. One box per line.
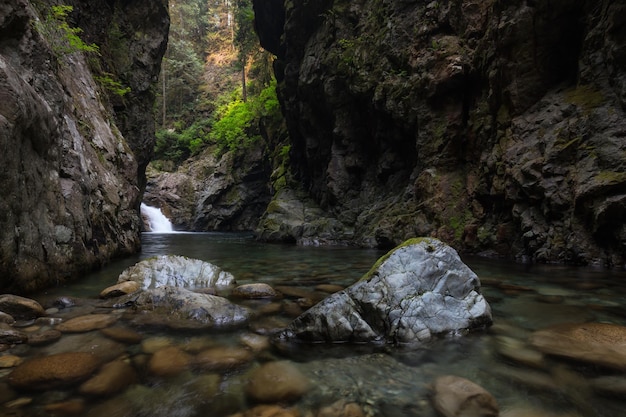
<box><xmin>5</xmin><ymin>232</ymin><xmax>626</xmax><ymax>417</ymax></box>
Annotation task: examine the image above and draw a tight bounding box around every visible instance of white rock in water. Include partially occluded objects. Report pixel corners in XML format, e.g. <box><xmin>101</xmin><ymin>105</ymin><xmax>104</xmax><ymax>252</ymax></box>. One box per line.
<box><xmin>279</xmin><ymin>237</ymin><xmax>492</xmax><ymax>345</ymax></box>
<box><xmin>117</xmin><ymin>255</ymin><xmax>236</xmax><ymax>290</ymax></box>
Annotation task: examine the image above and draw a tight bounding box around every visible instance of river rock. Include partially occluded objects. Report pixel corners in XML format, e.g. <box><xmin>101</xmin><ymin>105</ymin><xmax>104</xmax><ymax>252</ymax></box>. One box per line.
<box><xmin>127</xmin><ymin>286</ymin><xmax>250</xmax><ymax>329</ymax></box>
<box><xmin>317</xmin><ymin>399</ymin><xmax>365</xmax><ymax>417</ymax></box>
<box><xmin>44</xmin><ymin>399</ymin><xmax>86</xmax><ymax>415</ymax></box>
<box><xmin>431</xmin><ymin>375</ymin><xmax>499</xmax><ymax>417</ymax></box>
<box><xmin>100</xmin><ymin>281</ymin><xmax>141</xmax><ymax>299</ymax></box>
<box><xmin>79</xmin><ymin>360</ymin><xmax>138</xmax><ymax>396</ymax></box>
<box><xmin>27</xmin><ymin>329</ymin><xmax>62</xmax><ymax>346</ymax></box>
<box><xmin>229</xmin><ymin>405</ymin><xmax>300</xmax><ymax>417</ymax></box>
<box><xmin>278</xmin><ymin>238</ymin><xmax>492</xmax><ymax>345</ymax></box>
<box><xmin>0</xmin><ymin>295</ymin><xmax>45</xmax><ymax>320</ymax></box>
<box><xmin>8</xmin><ymin>352</ymin><xmax>100</xmax><ymax>390</ymax></box>
<box><xmin>117</xmin><ymin>255</ymin><xmax>236</xmax><ymax>290</ymax></box>
<box><xmin>529</xmin><ymin>322</ymin><xmax>626</xmax><ymax>371</ymax></box>
<box><xmin>194</xmin><ymin>346</ymin><xmax>254</xmax><ymax>371</ymax></box>
<box><xmin>245</xmin><ymin>360</ymin><xmax>311</xmax><ymax>403</ymax></box>
<box><xmin>100</xmin><ymin>326</ymin><xmax>143</xmax><ymax>344</ymax></box>
<box><xmin>55</xmin><ymin>313</ymin><xmax>118</xmax><ymax>333</ymax></box>
<box><xmin>148</xmin><ymin>346</ymin><xmax>192</xmax><ymax>377</ymax></box>
<box><xmin>0</xmin><ymin>311</ymin><xmax>15</xmax><ymax>324</ymax></box>
<box><xmin>231</xmin><ymin>283</ymin><xmax>280</xmax><ymax>299</ymax></box>
<box><xmin>0</xmin><ymin>355</ymin><xmax>23</xmax><ymax>368</ymax></box>
<box><xmin>0</xmin><ymin>323</ymin><xmax>27</xmax><ymax>345</ymax></box>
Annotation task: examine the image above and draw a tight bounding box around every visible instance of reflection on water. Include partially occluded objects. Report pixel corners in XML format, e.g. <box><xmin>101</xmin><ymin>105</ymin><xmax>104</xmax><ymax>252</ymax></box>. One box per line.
<box><xmin>7</xmin><ymin>233</ymin><xmax>626</xmax><ymax>417</ymax></box>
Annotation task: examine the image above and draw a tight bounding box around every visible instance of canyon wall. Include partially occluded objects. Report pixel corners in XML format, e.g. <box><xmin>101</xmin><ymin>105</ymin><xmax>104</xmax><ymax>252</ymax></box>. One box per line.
<box><xmin>0</xmin><ymin>0</ymin><xmax>168</xmax><ymax>292</ymax></box>
<box><xmin>254</xmin><ymin>0</ymin><xmax>626</xmax><ymax>265</ymax></box>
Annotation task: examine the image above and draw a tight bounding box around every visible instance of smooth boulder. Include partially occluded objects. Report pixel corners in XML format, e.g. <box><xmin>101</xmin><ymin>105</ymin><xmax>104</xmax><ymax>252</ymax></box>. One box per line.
<box><xmin>278</xmin><ymin>238</ymin><xmax>492</xmax><ymax>345</ymax></box>
<box><xmin>8</xmin><ymin>352</ymin><xmax>100</xmax><ymax>390</ymax></box>
<box><xmin>117</xmin><ymin>255</ymin><xmax>236</xmax><ymax>290</ymax></box>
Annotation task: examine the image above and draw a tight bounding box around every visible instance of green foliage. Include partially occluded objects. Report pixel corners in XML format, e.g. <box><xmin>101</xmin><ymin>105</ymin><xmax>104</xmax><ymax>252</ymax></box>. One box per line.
<box><xmin>153</xmin><ymin>119</ymin><xmax>212</xmax><ymax>165</ymax></box>
<box><xmin>36</xmin><ymin>5</ymin><xmax>99</xmax><ymax>56</ymax></box>
<box><xmin>94</xmin><ymin>73</ymin><xmax>131</xmax><ymax>97</ymax></box>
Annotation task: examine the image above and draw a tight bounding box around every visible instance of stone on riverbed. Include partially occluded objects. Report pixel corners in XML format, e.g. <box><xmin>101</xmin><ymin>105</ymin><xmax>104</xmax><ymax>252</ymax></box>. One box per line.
<box><xmin>431</xmin><ymin>375</ymin><xmax>499</xmax><ymax>417</ymax></box>
<box><xmin>277</xmin><ymin>238</ymin><xmax>492</xmax><ymax>345</ymax></box>
<box><xmin>0</xmin><ymin>294</ymin><xmax>45</xmax><ymax>320</ymax></box>
<box><xmin>117</xmin><ymin>255</ymin><xmax>236</xmax><ymax>290</ymax></box>
<box><xmin>121</xmin><ymin>286</ymin><xmax>250</xmax><ymax>329</ymax></box>
<box><xmin>8</xmin><ymin>352</ymin><xmax>100</xmax><ymax>390</ymax></box>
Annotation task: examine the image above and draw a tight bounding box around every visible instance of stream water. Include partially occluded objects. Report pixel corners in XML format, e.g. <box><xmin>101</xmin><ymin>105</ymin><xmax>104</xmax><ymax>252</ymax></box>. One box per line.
<box><xmin>4</xmin><ymin>232</ymin><xmax>626</xmax><ymax>417</ymax></box>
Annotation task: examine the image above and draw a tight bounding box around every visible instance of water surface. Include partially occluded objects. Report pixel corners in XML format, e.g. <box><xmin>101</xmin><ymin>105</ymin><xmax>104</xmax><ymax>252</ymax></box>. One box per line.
<box><xmin>9</xmin><ymin>233</ymin><xmax>626</xmax><ymax>417</ymax></box>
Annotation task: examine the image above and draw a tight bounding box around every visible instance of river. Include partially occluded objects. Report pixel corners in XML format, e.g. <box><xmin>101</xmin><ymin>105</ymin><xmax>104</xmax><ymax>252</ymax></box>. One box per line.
<box><xmin>5</xmin><ymin>232</ymin><xmax>626</xmax><ymax>417</ymax></box>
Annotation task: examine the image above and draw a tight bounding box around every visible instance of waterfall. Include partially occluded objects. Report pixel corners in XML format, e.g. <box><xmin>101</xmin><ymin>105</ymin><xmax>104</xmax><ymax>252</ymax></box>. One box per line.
<box><xmin>141</xmin><ymin>203</ymin><xmax>174</xmax><ymax>233</ymax></box>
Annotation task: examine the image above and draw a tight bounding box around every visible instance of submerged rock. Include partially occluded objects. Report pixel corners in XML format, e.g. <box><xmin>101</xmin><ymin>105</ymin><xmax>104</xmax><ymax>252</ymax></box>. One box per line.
<box><xmin>431</xmin><ymin>375</ymin><xmax>499</xmax><ymax>417</ymax></box>
<box><xmin>278</xmin><ymin>238</ymin><xmax>492</xmax><ymax>345</ymax></box>
<box><xmin>245</xmin><ymin>360</ymin><xmax>311</xmax><ymax>403</ymax></box>
<box><xmin>117</xmin><ymin>255</ymin><xmax>236</xmax><ymax>290</ymax></box>
<box><xmin>124</xmin><ymin>286</ymin><xmax>250</xmax><ymax>329</ymax></box>
<box><xmin>8</xmin><ymin>352</ymin><xmax>100</xmax><ymax>390</ymax></box>
<box><xmin>0</xmin><ymin>295</ymin><xmax>45</xmax><ymax>320</ymax></box>
<box><xmin>529</xmin><ymin>322</ymin><xmax>626</xmax><ymax>371</ymax></box>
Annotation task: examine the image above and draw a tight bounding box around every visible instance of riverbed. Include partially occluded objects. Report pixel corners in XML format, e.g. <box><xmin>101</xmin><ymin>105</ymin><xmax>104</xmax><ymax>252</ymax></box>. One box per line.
<box><xmin>3</xmin><ymin>232</ymin><xmax>626</xmax><ymax>417</ymax></box>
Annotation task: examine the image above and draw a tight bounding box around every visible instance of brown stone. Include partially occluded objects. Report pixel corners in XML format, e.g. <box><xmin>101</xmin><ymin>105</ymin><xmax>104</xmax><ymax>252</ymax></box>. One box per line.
<box><xmin>194</xmin><ymin>346</ymin><xmax>253</xmax><ymax>371</ymax></box>
<box><xmin>79</xmin><ymin>360</ymin><xmax>137</xmax><ymax>396</ymax></box>
<box><xmin>232</xmin><ymin>283</ymin><xmax>281</xmax><ymax>299</ymax></box>
<box><xmin>0</xmin><ymin>355</ymin><xmax>23</xmax><ymax>368</ymax></box>
<box><xmin>245</xmin><ymin>361</ymin><xmax>310</xmax><ymax>403</ymax></box>
<box><xmin>44</xmin><ymin>399</ymin><xmax>86</xmax><ymax>415</ymax></box>
<box><xmin>56</xmin><ymin>314</ymin><xmax>118</xmax><ymax>333</ymax></box>
<box><xmin>0</xmin><ymin>295</ymin><xmax>45</xmax><ymax>320</ymax></box>
<box><xmin>99</xmin><ymin>281</ymin><xmax>140</xmax><ymax>299</ymax></box>
<box><xmin>148</xmin><ymin>346</ymin><xmax>191</xmax><ymax>377</ymax></box>
<box><xmin>529</xmin><ymin>322</ymin><xmax>626</xmax><ymax>371</ymax></box>
<box><xmin>317</xmin><ymin>399</ymin><xmax>365</xmax><ymax>417</ymax></box>
<box><xmin>0</xmin><ymin>323</ymin><xmax>28</xmax><ymax>344</ymax></box>
<box><xmin>100</xmin><ymin>326</ymin><xmax>143</xmax><ymax>344</ymax></box>
<box><xmin>229</xmin><ymin>404</ymin><xmax>300</xmax><ymax>417</ymax></box>
<box><xmin>27</xmin><ymin>329</ymin><xmax>62</xmax><ymax>346</ymax></box>
<box><xmin>8</xmin><ymin>352</ymin><xmax>100</xmax><ymax>390</ymax></box>
<box><xmin>314</xmin><ymin>284</ymin><xmax>344</xmax><ymax>294</ymax></box>
<box><xmin>431</xmin><ymin>375</ymin><xmax>499</xmax><ymax>417</ymax></box>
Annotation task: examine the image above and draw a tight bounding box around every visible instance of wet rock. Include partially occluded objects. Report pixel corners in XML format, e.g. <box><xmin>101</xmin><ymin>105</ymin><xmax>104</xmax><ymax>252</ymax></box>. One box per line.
<box><xmin>141</xmin><ymin>336</ymin><xmax>173</xmax><ymax>354</ymax></box>
<box><xmin>44</xmin><ymin>399</ymin><xmax>86</xmax><ymax>415</ymax></box>
<box><xmin>501</xmin><ymin>408</ymin><xmax>583</xmax><ymax>417</ymax></box>
<box><xmin>232</xmin><ymin>283</ymin><xmax>281</xmax><ymax>299</ymax></box>
<box><xmin>117</xmin><ymin>255</ymin><xmax>236</xmax><ymax>290</ymax></box>
<box><xmin>55</xmin><ymin>314</ymin><xmax>118</xmax><ymax>333</ymax></box>
<box><xmin>0</xmin><ymin>295</ymin><xmax>45</xmax><ymax>320</ymax></box>
<box><xmin>279</xmin><ymin>238</ymin><xmax>492</xmax><ymax>345</ymax></box>
<box><xmin>52</xmin><ymin>296</ymin><xmax>78</xmax><ymax>309</ymax></box>
<box><xmin>0</xmin><ymin>323</ymin><xmax>27</xmax><ymax>345</ymax></box>
<box><xmin>8</xmin><ymin>352</ymin><xmax>100</xmax><ymax>390</ymax></box>
<box><xmin>100</xmin><ymin>326</ymin><xmax>143</xmax><ymax>344</ymax></box>
<box><xmin>245</xmin><ymin>360</ymin><xmax>311</xmax><ymax>403</ymax></box>
<box><xmin>317</xmin><ymin>399</ymin><xmax>365</xmax><ymax>417</ymax></box>
<box><xmin>228</xmin><ymin>404</ymin><xmax>300</xmax><ymax>417</ymax></box>
<box><xmin>40</xmin><ymin>333</ymin><xmax>125</xmax><ymax>364</ymax></box>
<box><xmin>26</xmin><ymin>329</ymin><xmax>62</xmax><ymax>346</ymax></box>
<box><xmin>148</xmin><ymin>346</ymin><xmax>192</xmax><ymax>377</ymax></box>
<box><xmin>0</xmin><ymin>381</ymin><xmax>17</xmax><ymax>404</ymax></box>
<box><xmin>315</xmin><ymin>284</ymin><xmax>345</xmax><ymax>294</ymax></box>
<box><xmin>0</xmin><ymin>355</ymin><xmax>23</xmax><ymax>368</ymax></box>
<box><xmin>194</xmin><ymin>346</ymin><xmax>254</xmax><ymax>372</ymax></box>
<box><xmin>100</xmin><ymin>281</ymin><xmax>140</xmax><ymax>299</ymax></box>
<box><xmin>79</xmin><ymin>360</ymin><xmax>138</xmax><ymax>396</ymax></box>
<box><xmin>239</xmin><ymin>333</ymin><xmax>271</xmax><ymax>352</ymax></box>
<box><xmin>495</xmin><ymin>336</ymin><xmax>545</xmax><ymax>368</ymax></box>
<box><xmin>126</xmin><ymin>286</ymin><xmax>250</xmax><ymax>329</ymax></box>
<box><xmin>431</xmin><ymin>375</ymin><xmax>499</xmax><ymax>417</ymax></box>
<box><xmin>589</xmin><ymin>375</ymin><xmax>626</xmax><ymax>398</ymax></box>
<box><xmin>529</xmin><ymin>322</ymin><xmax>626</xmax><ymax>371</ymax></box>
<box><xmin>0</xmin><ymin>311</ymin><xmax>15</xmax><ymax>325</ymax></box>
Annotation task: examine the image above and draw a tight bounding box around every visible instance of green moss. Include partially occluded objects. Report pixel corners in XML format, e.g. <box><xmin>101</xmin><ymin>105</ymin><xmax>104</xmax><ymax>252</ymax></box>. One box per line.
<box><xmin>360</xmin><ymin>237</ymin><xmax>438</xmax><ymax>282</ymax></box>
<box><xmin>564</xmin><ymin>85</ymin><xmax>604</xmax><ymax>111</ymax></box>
<box><xmin>595</xmin><ymin>171</ymin><xmax>626</xmax><ymax>186</ymax></box>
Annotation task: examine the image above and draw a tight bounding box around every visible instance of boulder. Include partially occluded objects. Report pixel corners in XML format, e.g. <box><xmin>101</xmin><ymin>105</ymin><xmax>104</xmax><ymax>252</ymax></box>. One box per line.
<box><xmin>431</xmin><ymin>375</ymin><xmax>499</xmax><ymax>417</ymax></box>
<box><xmin>0</xmin><ymin>295</ymin><xmax>45</xmax><ymax>320</ymax></box>
<box><xmin>117</xmin><ymin>255</ymin><xmax>236</xmax><ymax>290</ymax></box>
<box><xmin>231</xmin><ymin>283</ymin><xmax>281</xmax><ymax>299</ymax></box>
<box><xmin>194</xmin><ymin>346</ymin><xmax>254</xmax><ymax>371</ymax></box>
<box><xmin>278</xmin><ymin>238</ymin><xmax>492</xmax><ymax>345</ymax></box>
<box><xmin>124</xmin><ymin>286</ymin><xmax>250</xmax><ymax>329</ymax></box>
<box><xmin>148</xmin><ymin>346</ymin><xmax>191</xmax><ymax>377</ymax></box>
<box><xmin>529</xmin><ymin>322</ymin><xmax>626</xmax><ymax>371</ymax></box>
<box><xmin>79</xmin><ymin>360</ymin><xmax>138</xmax><ymax>396</ymax></box>
<box><xmin>8</xmin><ymin>352</ymin><xmax>100</xmax><ymax>390</ymax></box>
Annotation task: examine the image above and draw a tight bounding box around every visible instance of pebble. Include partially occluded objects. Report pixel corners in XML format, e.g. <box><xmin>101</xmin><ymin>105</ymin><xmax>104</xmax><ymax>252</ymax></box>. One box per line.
<box><xmin>239</xmin><ymin>333</ymin><xmax>270</xmax><ymax>352</ymax></box>
<box><xmin>0</xmin><ymin>355</ymin><xmax>23</xmax><ymax>368</ymax></box>
<box><xmin>194</xmin><ymin>346</ymin><xmax>254</xmax><ymax>372</ymax></box>
<box><xmin>231</xmin><ymin>283</ymin><xmax>281</xmax><ymax>299</ymax></box>
<box><xmin>245</xmin><ymin>360</ymin><xmax>311</xmax><ymax>403</ymax></box>
<box><xmin>55</xmin><ymin>313</ymin><xmax>118</xmax><ymax>333</ymax></box>
<box><xmin>79</xmin><ymin>360</ymin><xmax>138</xmax><ymax>396</ymax></box>
<box><xmin>148</xmin><ymin>346</ymin><xmax>191</xmax><ymax>377</ymax></box>
<box><xmin>8</xmin><ymin>352</ymin><xmax>100</xmax><ymax>390</ymax></box>
<box><xmin>141</xmin><ymin>336</ymin><xmax>173</xmax><ymax>354</ymax></box>
<box><xmin>100</xmin><ymin>326</ymin><xmax>143</xmax><ymax>344</ymax></box>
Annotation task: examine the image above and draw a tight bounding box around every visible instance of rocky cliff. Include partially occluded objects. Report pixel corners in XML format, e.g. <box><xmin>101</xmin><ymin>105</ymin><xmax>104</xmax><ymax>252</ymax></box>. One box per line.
<box><xmin>253</xmin><ymin>0</ymin><xmax>626</xmax><ymax>265</ymax></box>
<box><xmin>0</xmin><ymin>0</ymin><xmax>168</xmax><ymax>292</ymax></box>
